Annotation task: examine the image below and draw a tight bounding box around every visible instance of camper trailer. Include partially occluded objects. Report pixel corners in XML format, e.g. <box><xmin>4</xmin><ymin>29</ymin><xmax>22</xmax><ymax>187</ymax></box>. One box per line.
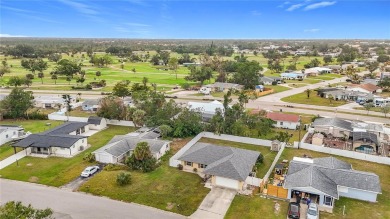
<box><xmin>199</xmin><ymin>87</ymin><xmax>211</xmax><ymax>95</ymax></box>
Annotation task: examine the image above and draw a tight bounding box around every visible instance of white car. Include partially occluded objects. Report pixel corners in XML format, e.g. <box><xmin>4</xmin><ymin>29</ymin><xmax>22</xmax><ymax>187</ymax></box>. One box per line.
<box><xmin>80</xmin><ymin>166</ymin><xmax>99</xmax><ymax>178</ymax></box>
<box><xmin>307</xmin><ymin>203</ymin><xmax>319</xmax><ymax>219</ymax></box>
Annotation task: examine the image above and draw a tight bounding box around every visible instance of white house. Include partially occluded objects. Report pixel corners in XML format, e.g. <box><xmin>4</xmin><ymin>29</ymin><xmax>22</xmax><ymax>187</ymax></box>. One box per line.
<box><xmin>284</xmin><ymin>157</ymin><xmax>381</xmax><ymax>213</ymax></box>
<box><xmin>93</xmin><ymin>136</ymin><xmax>170</xmax><ymax>164</ymax></box>
<box><xmin>87</xmin><ymin>116</ymin><xmax>107</xmax><ymax>130</ymax></box>
<box><xmin>187</xmin><ymin>100</ymin><xmax>225</xmax><ymax>121</ymax></box>
<box><xmin>266</xmin><ymin>112</ymin><xmax>300</xmax><ymax>130</ymax></box>
<box><xmin>346</xmin><ymin>83</ymin><xmax>381</xmax><ymax>94</ymax></box>
<box><xmin>34</xmin><ymin>95</ymin><xmax>76</xmax><ymax>109</ymax></box>
<box><xmin>0</xmin><ymin>125</ymin><xmax>26</xmax><ymax>145</ymax></box>
<box><xmin>13</xmin><ymin>122</ymin><xmax>89</xmax><ymax>157</ymax></box>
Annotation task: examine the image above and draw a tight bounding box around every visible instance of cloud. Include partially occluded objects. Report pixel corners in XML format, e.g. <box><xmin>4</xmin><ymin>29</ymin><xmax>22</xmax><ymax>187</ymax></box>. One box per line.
<box><xmin>1</xmin><ymin>6</ymin><xmax>34</xmax><ymax>13</ymax></box>
<box><xmin>304</xmin><ymin>28</ymin><xmax>320</xmax><ymax>32</ymax></box>
<box><xmin>251</xmin><ymin>10</ymin><xmax>262</xmax><ymax>16</ymax></box>
<box><xmin>126</xmin><ymin>22</ymin><xmax>150</xmax><ymax>27</ymax></box>
<box><xmin>59</xmin><ymin>0</ymin><xmax>98</xmax><ymax>15</ymax></box>
<box><xmin>278</xmin><ymin>1</ymin><xmax>290</xmax><ymax>8</ymax></box>
<box><xmin>286</xmin><ymin>3</ymin><xmax>305</xmax><ymax>11</ymax></box>
<box><xmin>0</xmin><ymin>33</ymin><xmax>27</xmax><ymax>37</ymax></box>
<box><xmin>304</xmin><ymin>1</ymin><xmax>336</xmax><ymax>11</ymax></box>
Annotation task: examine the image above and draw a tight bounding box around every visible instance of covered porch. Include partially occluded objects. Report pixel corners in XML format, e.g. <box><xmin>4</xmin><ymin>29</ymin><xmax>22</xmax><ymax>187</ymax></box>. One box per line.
<box><xmin>287</xmin><ymin>188</ymin><xmax>335</xmax><ymax>213</ymax></box>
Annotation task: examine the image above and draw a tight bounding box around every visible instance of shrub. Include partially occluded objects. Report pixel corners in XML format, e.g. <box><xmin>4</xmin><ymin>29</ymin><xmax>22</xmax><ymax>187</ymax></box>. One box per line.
<box><xmin>256</xmin><ymin>154</ymin><xmax>264</xmax><ymax>164</ymax></box>
<box><xmin>83</xmin><ymin>153</ymin><xmax>95</xmax><ymax>162</ymax></box>
<box><xmin>116</xmin><ymin>172</ymin><xmax>131</xmax><ymax>186</ymax></box>
<box><xmin>85</xmin><ymin>84</ymin><xmax>92</xmax><ymax>90</ymax></box>
<box><xmin>271</xmin><ymin>81</ymin><xmax>277</xmax><ymax>85</ymax></box>
<box><xmin>181</xmin><ymin>83</ymin><xmax>191</xmax><ymax>90</ymax></box>
<box><xmin>104</xmin><ymin>164</ymin><xmax>129</xmax><ymax>171</ymax></box>
<box><xmin>193</xmin><ymin>168</ymin><xmax>197</xmax><ymax>172</ymax></box>
<box><xmin>177</xmin><ymin>164</ymin><xmax>183</xmax><ymax>170</ymax></box>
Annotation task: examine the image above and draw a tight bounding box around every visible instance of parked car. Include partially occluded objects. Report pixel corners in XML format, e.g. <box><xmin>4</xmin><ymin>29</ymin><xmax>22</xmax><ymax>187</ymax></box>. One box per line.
<box><xmin>288</xmin><ymin>202</ymin><xmax>300</xmax><ymax>219</ymax></box>
<box><xmin>307</xmin><ymin>203</ymin><xmax>319</xmax><ymax>219</ymax></box>
<box><xmin>81</xmin><ymin>166</ymin><xmax>99</xmax><ymax>177</ymax></box>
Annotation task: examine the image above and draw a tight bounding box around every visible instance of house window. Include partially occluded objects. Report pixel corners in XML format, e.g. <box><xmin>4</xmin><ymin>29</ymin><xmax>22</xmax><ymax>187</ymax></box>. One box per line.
<box><xmin>324</xmin><ymin>196</ymin><xmax>333</xmax><ymax>206</ymax></box>
<box><xmin>5</xmin><ymin>134</ymin><xmax>8</xmax><ymax>138</ymax></box>
<box><xmin>185</xmin><ymin>161</ymin><xmax>192</xmax><ymax>167</ymax></box>
<box><xmin>280</xmin><ymin>122</ymin><xmax>284</xmax><ymax>125</ymax></box>
<box><xmin>199</xmin><ymin>164</ymin><xmax>207</xmax><ymax>168</ymax></box>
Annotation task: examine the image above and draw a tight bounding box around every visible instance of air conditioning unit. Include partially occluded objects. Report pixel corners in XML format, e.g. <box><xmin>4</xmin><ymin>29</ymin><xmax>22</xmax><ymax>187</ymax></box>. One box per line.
<box><xmin>79</xmin><ymin>146</ymin><xmax>84</xmax><ymax>151</ymax></box>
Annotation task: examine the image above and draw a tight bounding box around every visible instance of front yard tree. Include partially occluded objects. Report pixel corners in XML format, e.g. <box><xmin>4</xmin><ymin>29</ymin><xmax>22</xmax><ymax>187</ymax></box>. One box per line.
<box><xmin>381</xmin><ymin>105</ymin><xmax>390</xmax><ymax>118</ymax></box>
<box><xmin>0</xmin><ymin>88</ymin><xmax>34</xmax><ymax>119</ymax></box>
<box><xmin>0</xmin><ymin>201</ymin><xmax>53</xmax><ymax>219</ymax></box>
<box><xmin>185</xmin><ymin>66</ymin><xmax>213</xmax><ymax>85</ymax></box>
<box><xmin>233</xmin><ymin>61</ymin><xmax>263</xmax><ymax>89</ymax></box>
<box><xmin>126</xmin><ymin>142</ymin><xmax>157</xmax><ymax>172</ymax></box>
<box><xmin>7</xmin><ymin>76</ymin><xmax>24</xmax><ymax>87</ymax></box>
<box><xmin>364</xmin><ymin>103</ymin><xmax>375</xmax><ymax>115</ymax></box>
<box><xmin>328</xmin><ymin>94</ymin><xmax>334</xmax><ymax>104</ymax></box>
<box><xmin>97</xmin><ymin>96</ymin><xmax>127</xmax><ymax>120</ymax></box>
<box><xmin>323</xmin><ymin>56</ymin><xmax>333</xmax><ymax>65</ymax></box>
<box><xmin>275</xmin><ymin>131</ymin><xmax>291</xmax><ymax>143</ymax></box>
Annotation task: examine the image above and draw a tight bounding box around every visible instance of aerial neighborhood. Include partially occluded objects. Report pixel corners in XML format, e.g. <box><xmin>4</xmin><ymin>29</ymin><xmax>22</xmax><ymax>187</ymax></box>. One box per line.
<box><xmin>0</xmin><ymin>28</ymin><xmax>390</xmax><ymax>219</ymax></box>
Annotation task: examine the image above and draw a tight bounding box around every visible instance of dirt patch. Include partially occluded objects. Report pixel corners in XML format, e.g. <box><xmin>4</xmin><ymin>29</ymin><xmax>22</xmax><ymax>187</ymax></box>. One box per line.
<box><xmin>28</xmin><ymin>176</ymin><xmax>39</xmax><ymax>183</ymax></box>
<box><xmin>26</xmin><ymin>163</ymin><xmax>33</xmax><ymax>166</ymax></box>
<box><xmin>166</xmin><ymin>202</ymin><xmax>175</xmax><ymax>210</ymax></box>
<box><xmin>170</xmin><ymin>138</ymin><xmax>192</xmax><ymax>152</ymax></box>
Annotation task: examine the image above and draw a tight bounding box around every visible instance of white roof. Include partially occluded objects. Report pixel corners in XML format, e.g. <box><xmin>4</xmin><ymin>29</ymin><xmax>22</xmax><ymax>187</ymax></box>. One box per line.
<box><xmin>188</xmin><ymin>100</ymin><xmax>224</xmax><ymax>114</ymax></box>
<box><xmin>293</xmin><ymin>157</ymin><xmax>314</xmax><ymax>163</ymax></box>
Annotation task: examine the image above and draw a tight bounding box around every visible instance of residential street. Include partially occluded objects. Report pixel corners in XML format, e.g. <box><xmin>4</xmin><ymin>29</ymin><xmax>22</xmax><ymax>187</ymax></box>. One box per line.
<box><xmin>0</xmin><ymin>179</ymin><xmax>184</xmax><ymax>219</ymax></box>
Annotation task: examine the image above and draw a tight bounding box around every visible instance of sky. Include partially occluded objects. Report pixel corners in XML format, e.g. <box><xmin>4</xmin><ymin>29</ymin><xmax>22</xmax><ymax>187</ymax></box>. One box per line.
<box><xmin>1</xmin><ymin>0</ymin><xmax>389</xmax><ymax>39</ymax></box>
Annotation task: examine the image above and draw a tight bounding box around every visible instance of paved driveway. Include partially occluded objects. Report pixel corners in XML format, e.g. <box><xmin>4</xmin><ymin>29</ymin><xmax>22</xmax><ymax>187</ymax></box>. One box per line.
<box><xmin>0</xmin><ymin>179</ymin><xmax>184</xmax><ymax>219</ymax></box>
<box><xmin>190</xmin><ymin>187</ymin><xmax>236</xmax><ymax>219</ymax></box>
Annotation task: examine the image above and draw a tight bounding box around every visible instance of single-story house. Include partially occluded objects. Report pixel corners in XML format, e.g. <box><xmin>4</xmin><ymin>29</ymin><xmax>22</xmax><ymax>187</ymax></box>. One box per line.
<box><xmin>178</xmin><ymin>142</ymin><xmax>260</xmax><ymax>191</ymax></box>
<box><xmin>82</xmin><ymin>99</ymin><xmax>101</xmax><ymax>111</ymax></box>
<box><xmin>0</xmin><ymin>125</ymin><xmax>26</xmax><ymax>145</ymax></box>
<box><xmin>34</xmin><ymin>95</ymin><xmax>76</xmax><ymax>109</ymax></box>
<box><xmin>284</xmin><ymin>157</ymin><xmax>381</xmax><ymax>213</ymax></box>
<box><xmin>87</xmin><ymin>116</ymin><xmax>107</xmax><ymax>130</ymax></box>
<box><xmin>320</xmin><ymin>89</ymin><xmax>376</xmax><ymax>101</ymax></box>
<box><xmin>188</xmin><ymin>100</ymin><xmax>225</xmax><ymax>122</ymax></box>
<box><xmin>304</xmin><ymin>67</ymin><xmax>332</xmax><ymax>76</ymax></box>
<box><xmin>13</xmin><ymin>122</ymin><xmax>89</xmax><ymax>157</ymax></box>
<box><xmin>260</xmin><ymin>76</ymin><xmax>282</xmax><ymax>85</ymax></box>
<box><xmin>205</xmin><ymin>82</ymin><xmax>243</xmax><ymax>92</ymax></box>
<box><xmin>311</xmin><ymin>133</ymin><xmax>324</xmax><ymax>146</ymax></box>
<box><xmin>281</xmin><ymin>72</ymin><xmax>305</xmax><ymax>80</ymax></box>
<box><xmin>362</xmin><ymin>79</ymin><xmax>379</xmax><ymax>86</ymax></box>
<box><xmin>312</xmin><ymin>117</ymin><xmax>353</xmax><ymax>138</ymax></box>
<box><xmin>93</xmin><ymin>136</ymin><xmax>170</xmax><ymax>164</ymax></box>
<box><xmin>352</xmin><ymin>132</ymin><xmax>378</xmax><ymax>154</ymax></box>
<box><xmin>346</xmin><ymin>83</ymin><xmax>381</xmax><ymax>94</ymax></box>
<box><xmin>266</xmin><ymin>112</ymin><xmax>300</xmax><ymax>130</ymax></box>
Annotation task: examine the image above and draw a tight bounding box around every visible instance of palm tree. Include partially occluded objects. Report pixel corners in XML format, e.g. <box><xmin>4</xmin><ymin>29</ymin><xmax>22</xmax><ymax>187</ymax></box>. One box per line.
<box><xmin>142</xmin><ymin>77</ymin><xmax>148</xmax><ymax>88</ymax></box>
<box><xmin>328</xmin><ymin>94</ymin><xmax>333</xmax><ymax>104</ymax></box>
<box><xmin>133</xmin><ymin>142</ymin><xmax>151</xmax><ymax>161</ymax></box>
<box><xmin>305</xmin><ymin>89</ymin><xmax>312</xmax><ymax>99</ymax></box>
<box><xmin>38</xmin><ymin>72</ymin><xmax>44</xmax><ymax>84</ymax></box>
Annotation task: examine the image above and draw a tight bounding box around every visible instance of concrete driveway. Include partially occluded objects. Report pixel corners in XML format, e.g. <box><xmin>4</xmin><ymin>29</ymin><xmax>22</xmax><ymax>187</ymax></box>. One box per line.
<box><xmin>190</xmin><ymin>187</ymin><xmax>236</xmax><ymax>219</ymax></box>
<box><xmin>61</xmin><ymin>164</ymin><xmax>104</xmax><ymax>191</ymax></box>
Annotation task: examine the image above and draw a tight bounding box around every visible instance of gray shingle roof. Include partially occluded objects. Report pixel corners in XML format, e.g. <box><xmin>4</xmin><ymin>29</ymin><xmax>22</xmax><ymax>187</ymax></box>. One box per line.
<box><xmin>284</xmin><ymin>157</ymin><xmax>382</xmax><ymax>198</ymax></box>
<box><xmin>14</xmin><ymin>134</ymin><xmax>86</xmax><ymax>148</ymax></box>
<box><xmin>178</xmin><ymin>142</ymin><xmax>260</xmax><ymax>181</ymax></box>
<box><xmin>83</xmin><ymin>99</ymin><xmax>100</xmax><ymax>105</ymax></box>
<box><xmin>88</xmin><ymin>116</ymin><xmax>104</xmax><ymax>125</ymax></box>
<box><xmin>312</xmin><ymin>118</ymin><xmax>353</xmax><ymax>131</ymax></box>
<box><xmin>97</xmin><ymin>136</ymin><xmax>169</xmax><ymax>157</ymax></box>
<box><xmin>353</xmin><ymin>132</ymin><xmax>378</xmax><ymax>145</ymax></box>
<box><xmin>43</xmin><ymin>122</ymin><xmax>89</xmax><ymax>135</ymax></box>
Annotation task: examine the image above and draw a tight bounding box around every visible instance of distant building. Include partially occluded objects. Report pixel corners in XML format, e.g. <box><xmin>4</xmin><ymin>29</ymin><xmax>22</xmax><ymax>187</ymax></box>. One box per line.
<box><xmin>187</xmin><ymin>100</ymin><xmax>226</xmax><ymax>122</ymax></box>
<box><xmin>266</xmin><ymin>112</ymin><xmax>300</xmax><ymax>130</ymax></box>
<box><xmin>205</xmin><ymin>82</ymin><xmax>243</xmax><ymax>92</ymax></box>
<box><xmin>82</xmin><ymin>99</ymin><xmax>101</xmax><ymax>111</ymax></box>
<box><xmin>281</xmin><ymin>72</ymin><xmax>305</xmax><ymax>80</ymax></box>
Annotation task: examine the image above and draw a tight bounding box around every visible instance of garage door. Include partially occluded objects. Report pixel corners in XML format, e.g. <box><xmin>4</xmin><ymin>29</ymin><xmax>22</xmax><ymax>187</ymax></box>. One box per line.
<box><xmin>96</xmin><ymin>153</ymin><xmax>112</xmax><ymax>163</ymax></box>
<box><xmin>215</xmin><ymin>176</ymin><xmax>239</xmax><ymax>190</ymax></box>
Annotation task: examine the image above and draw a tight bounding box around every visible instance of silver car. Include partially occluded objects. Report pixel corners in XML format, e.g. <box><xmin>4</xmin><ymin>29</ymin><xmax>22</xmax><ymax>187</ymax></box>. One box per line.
<box><xmin>80</xmin><ymin>166</ymin><xmax>99</xmax><ymax>178</ymax></box>
<box><xmin>307</xmin><ymin>203</ymin><xmax>319</xmax><ymax>219</ymax></box>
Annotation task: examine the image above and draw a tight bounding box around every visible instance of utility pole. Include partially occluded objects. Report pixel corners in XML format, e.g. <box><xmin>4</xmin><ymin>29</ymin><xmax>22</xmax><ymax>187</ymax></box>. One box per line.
<box><xmin>298</xmin><ymin>115</ymin><xmax>302</xmax><ymax>149</ymax></box>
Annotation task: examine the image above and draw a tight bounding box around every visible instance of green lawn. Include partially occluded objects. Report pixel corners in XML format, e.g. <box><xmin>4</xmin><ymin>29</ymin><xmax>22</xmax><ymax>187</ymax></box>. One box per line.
<box><xmin>0</xmin><ymin>120</ymin><xmax>63</xmax><ymax>133</ymax></box>
<box><xmin>0</xmin><ymin>144</ymin><xmax>22</xmax><ymax>161</ymax></box>
<box><xmin>281</xmin><ymin>91</ymin><xmax>348</xmax><ymax>107</ymax></box>
<box><xmin>79</xmin><ymin>155</ymin><xmax>210</xmax><ymax>216</ymax></box>
<box><xmin>0</xmin><ymin>125</ymin><xmax>134</xmax><ymax>186</ymax></box>
<box><xmin>265</xmin><ymin>85</ymin><xmax>291</xmax><ymax>93</ymax></box>
<box><xmin>198</xmin><ymin>138</ymin><xmax>277</xmax><ymax>178</ymax></box>
<box><xmin>226</xmin><ymin>195</ymin><xmax>288</xmax><ymax>219</ymax></box>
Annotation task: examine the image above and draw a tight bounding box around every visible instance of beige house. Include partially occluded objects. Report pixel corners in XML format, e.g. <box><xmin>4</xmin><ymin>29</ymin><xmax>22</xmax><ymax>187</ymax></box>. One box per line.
<box><xmin>178</xmin><ymin>142</ymin><xmax>260</xmax><ymax>190</ymax></box>
<box><xmin>312</xmin><ymin>133</ymin><xmax>324</xmax><ymax>146</ymax></box>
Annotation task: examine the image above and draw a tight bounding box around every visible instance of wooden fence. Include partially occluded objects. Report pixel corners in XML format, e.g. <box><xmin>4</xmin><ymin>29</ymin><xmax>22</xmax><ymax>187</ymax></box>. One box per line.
<box><xmin>267</xmin><ymin>184</ymin><xmax>288</xmax><ymax>199</ymax></box>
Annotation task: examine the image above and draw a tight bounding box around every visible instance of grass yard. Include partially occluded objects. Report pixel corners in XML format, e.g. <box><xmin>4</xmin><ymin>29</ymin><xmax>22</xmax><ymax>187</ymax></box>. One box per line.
<box><xmin>0</xmin><ymin>120</ymin><xmax>63</xmax><ymax>133</ymax></box>
<box><xmin>198</xmin><ymin>138</ymin><xmax>277</xmax><ymax>178</ymax></box>
<box><xmin>265</xmin><ymin>85</ymin><xmax>291</xmax><ymax>93</ymax></box>
<box><xmin>79</xmin><ymin>155</ymin><xmax>210</xmax><ymax>216</ymax></box>
<box><xmin>0</xmin><ymin>125</ymin><xmax>134</xmax><ymax>186</ymax></box>
<box><xmin>281</xmin><ymin>91</ymin><xmax>347</xmax><ymax>107</ymax></box>
<box><xmin>226</xmin><ymin>195</ymin><xmax>289</xmax><ymax>219</ymax></box>
<box><xmin>0</xmin><ymin>144</ymin><xmax>23</xmax><ymax>161</ymax></box>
